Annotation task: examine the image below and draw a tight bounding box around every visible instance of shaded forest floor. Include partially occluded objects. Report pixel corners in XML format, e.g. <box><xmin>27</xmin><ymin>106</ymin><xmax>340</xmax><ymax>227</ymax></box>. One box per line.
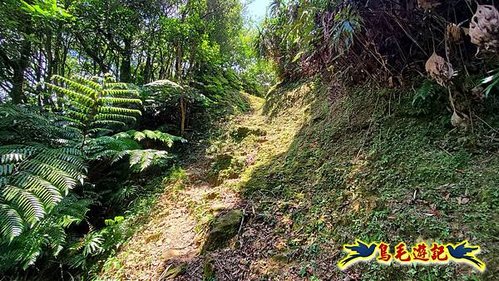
<box><xmin>99</xmin><ymin>81</ymin><xmax>498</xmax><ymax>280</ymax></box>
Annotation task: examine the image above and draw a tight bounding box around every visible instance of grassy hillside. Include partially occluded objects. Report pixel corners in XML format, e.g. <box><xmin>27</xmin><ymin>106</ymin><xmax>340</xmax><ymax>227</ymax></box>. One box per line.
<box><xmin>233</xmin><ymin>80</ymin><xmax>499</xmax><ymax>280</ymax></box>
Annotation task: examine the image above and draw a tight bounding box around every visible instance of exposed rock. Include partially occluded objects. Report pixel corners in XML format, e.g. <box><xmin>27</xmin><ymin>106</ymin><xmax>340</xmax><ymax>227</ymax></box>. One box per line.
<box><xmin>230</xmin><ymin>126</ymin><xmax>267</xmax><ymax>142</ymax></box>
<box><xmin>202</xmin><ymin>209</ymin><xmax>243</xmax><ymax>252</ymax></box>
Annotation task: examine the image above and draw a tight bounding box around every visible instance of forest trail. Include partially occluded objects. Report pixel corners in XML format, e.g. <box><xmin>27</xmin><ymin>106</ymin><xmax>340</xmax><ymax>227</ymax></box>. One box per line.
<box><xmin>100</xmin><ymin>89</ymin><xmax>311</xmax><ymax>280</ymax></box>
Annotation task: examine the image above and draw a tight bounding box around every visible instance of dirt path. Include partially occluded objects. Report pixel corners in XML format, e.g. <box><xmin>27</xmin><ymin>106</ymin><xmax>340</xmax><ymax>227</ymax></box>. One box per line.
<box><xmin>99</xmin><ymin>89</ymin><xmax>311</xmax><ymax>280</ymax></box>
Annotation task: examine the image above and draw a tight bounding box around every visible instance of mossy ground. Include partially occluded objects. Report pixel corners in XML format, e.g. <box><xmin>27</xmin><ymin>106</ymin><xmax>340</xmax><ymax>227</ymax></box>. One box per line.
<box><xmin>99</xmin><ymin>81</ymin><xmax>498</xmax><ymax>280</ymax></box>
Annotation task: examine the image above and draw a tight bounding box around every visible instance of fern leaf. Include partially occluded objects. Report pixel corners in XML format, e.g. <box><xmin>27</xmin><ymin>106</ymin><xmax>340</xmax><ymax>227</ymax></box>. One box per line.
<box><xmin>98</xmin><ymin>106</ymin><xmax>142</xmax><ymax>116</ymax></box>
<box><xmin>0</xmin><ymin>203</ymin><xmax>23</xmax><ymax>239</ymax></box>
<box><xmin>2</xmin><ymin>185</ymin><xmax>45</xmax><ymax>225</ymax></box>
<box><xmin>90</xmin><ymin>120</ymin><xmax>127</xmax><ymax>128</ymax></box>
<box><xmin>0</xmin><ymin>145</ymin><xmax>86</xmax><ymax>239</ymax></box>
<box><xmin>74</xmin><ymin>76</ymin><xmax>103</xmax><ymax>91</ymax></box>
<box><xmin>104</xmin><ymin>82</ymin><xmax>130</xmax><ymax>89</ymax></box>
<box><xmin>99</xmin><ymin>97</ymin><xmax>142</xmax><ymax>105</ymax></box>
<box><xmin>52</xmin><ymin>75</ymin><xmax>98</xmax><ymax>98</ymax></box>
<box><xmin>94</xmin><ymin>113</ymin><xmax>137</xmax><ymax>123</ymax></box>
<box><xmin>102</xmin><ymin>89</ymin><xmax>140</xmax><ymax>97</ymax></box>
<box><xmin>46</xmin><ymin>83</ymin><xmax>94</xmax><ymax>106</ymax></box>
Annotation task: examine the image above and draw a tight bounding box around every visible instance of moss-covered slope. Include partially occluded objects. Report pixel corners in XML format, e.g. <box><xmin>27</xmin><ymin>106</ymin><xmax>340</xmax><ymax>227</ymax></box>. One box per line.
<box><xmin>236</xmin><ymin>80</ymin><xmax>498</xmax><ymax>280</ymax></box>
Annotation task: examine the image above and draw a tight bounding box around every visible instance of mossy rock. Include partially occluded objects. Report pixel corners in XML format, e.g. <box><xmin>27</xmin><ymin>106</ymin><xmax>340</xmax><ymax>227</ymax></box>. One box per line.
<box><xmin>230</xmin><ymin>126</ymin><xmax>267</xmax><ymax>142</ymax></box>
<box><xmin>202</xmin><ymin>209</ymin><xmax>243</xmax><ymax>252</ymax></box>
<box><xmin>207</xmin><ymin>154</ymin><xmax>233</xmax><ymax>184</ymax></box>
<box><xmin>203</xmin><ymin>257</ymin><xmax>216</xmax><ymax>281</ymax></box>
<box><xmin>208</xmin><ymin>155</ymin><xmax>245</xmax><ymax>185</ymax></box>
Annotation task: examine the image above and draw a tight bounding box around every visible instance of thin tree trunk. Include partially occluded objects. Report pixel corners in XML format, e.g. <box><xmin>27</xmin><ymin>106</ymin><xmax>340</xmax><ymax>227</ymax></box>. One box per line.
<box><xmin>175</xmin><ymin>43</ymin><xmax>183</xmax><ymax>80</ymax></box>
<box><xmin>180</xmin><ymin>95</ymin><xmax>186</xmax><ymax>136</ymax></box>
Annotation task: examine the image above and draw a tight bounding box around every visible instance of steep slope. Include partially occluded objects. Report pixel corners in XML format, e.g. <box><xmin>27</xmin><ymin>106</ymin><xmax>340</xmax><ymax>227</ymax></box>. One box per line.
<box><xmin>100</xmin><ymin>81</ymin><xmax>498</xmax><ymax>280</ymax></box>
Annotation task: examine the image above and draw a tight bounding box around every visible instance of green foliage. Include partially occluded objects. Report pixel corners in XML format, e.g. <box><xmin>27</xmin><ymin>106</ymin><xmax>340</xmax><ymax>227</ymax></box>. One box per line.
<box><xmin>327</xmin><ymin>5</ymin><xmax>363</xmax><ymax>54</ymax></box>
<box><xmin>119</xmin><ymin>130</ymin><xmax>185</xmax><ymax>147</ymax></box>
<box><xmin>0</xmin><ymin>103</ymin><xmax>91</xmax><ymax>271</ymax></box>
<box><xmin>0</xmin><ymin>194</ymin><xmax>91</xmax><ymax>271</ymax></box>
<box><xmin>0</xmin><ymin>104</ymin><xmax>81</xmax><ymax>145</ymax></box>
<box><xmin>87</xmin><ymin>129</ymin><xmax>184</xmax><ymax>172</ymax></box>
<box><xmin>413</xmin><ymin>79</ymin><xmax>439</xmax><ymax>104</ymax></box>
<box><xmin>481</xmin><ymin>68</ymin><xmax>499</xmax><ymax>97</ymax></box>
<box><xmin>46</xmin><ymin>75</ymin><xmax>142</xmax><ymax>137</ymax></box>
<box><xmin>67</xmin><ymin>231</ymin><xmax>104</xmax><ymax>269</ymax></box>
<box><xmin>0</xmin><ymin>74</ymin><xmax>183</xmax><ymax>273</ymax></box>
<box><xmin>143</xmin><ymin>79</ymin><xmax>207</xmax><ymax>111</ymax></box>
<box><xmin>0</xmin><ymin>104</ymin><xmax>87</xmax><ymax>241</ymax></box>
<box><xmin>0</xmin><ymin>145</ymin><xmax>85</xmax><ymax>236</ymax></box>
<box><xmin>234</xmin><ymin>29</ymin><xmax>277</xmax><ymax>96</ymax></box>
<box><xmin>20</xmin><ymin>0</ymin><xmax>73</xmax><ymax>20</ymax></box>
<box><xmin>239</xmin><ymin>80</ymin><xmax>499</xmax><ymax>280</ymax></box>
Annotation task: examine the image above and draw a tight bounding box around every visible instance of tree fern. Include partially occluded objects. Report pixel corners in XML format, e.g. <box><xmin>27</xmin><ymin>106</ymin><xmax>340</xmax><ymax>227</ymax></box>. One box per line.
<box><xmin>0</xmin><ymin>76</ymin><xmax>183</xmax><ymax>271</ymax></box>
<box><xmin>87</xmin><ymin>130</ymin><xmax>185</xmax><ymax>172</ymax></box>
<box><xmin>46</xmin><ymin>74</ymin><xmax>142</xmax><ymax>139</ymax></box>
<box><xmin>0</xmin><ymin>145</ymin><xmax>86</xmax><ymax>240</ymax></box>
<box><xmin>0</xmin><ymin>195</ymin><xmax>91</xmax><ymax>271</ymax></box>
<box><xmin>0</xmin><ymin>104</ymin><xmax>82</xmax><ymax>145</ymax></box>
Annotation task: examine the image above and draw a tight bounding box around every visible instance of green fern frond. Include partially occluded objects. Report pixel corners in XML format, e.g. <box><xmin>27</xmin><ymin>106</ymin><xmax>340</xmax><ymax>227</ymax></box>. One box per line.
<box><xmin>104</xmin><ymin>82</ymin><xmax>130</xmax><ymax>89</ymax></box>
<box><xmin>90</xmin><ymin>120</ymin><xmax>127</xmax><ymax>128</ymax></box>
<box><xmin>67</xmin><ymin>110</ymin><xmax>89</xmax><ymax>123</ymax></box>
<box><xmin>0</xmin><ymin>203</ymin><xmax>23</xmax><ymax>238</ymax></box>
<box><xmin>102</xmin><ymin>89</ymin><xmax>140</xmax><ymax>97</ymax></box>
<box><xmin>0</xmin><ymin>164</ymin><xmax>15</xmax><ymax>176</ymax></box>
<box><xmin>0</xmin><ymin>145</ymin><xmax>36</xmax><ymax>164</ymax></box>
<box><xmin>12</xmin><ymin>173</ymin><xmax>62</xmax><ymax>207</ymax></box>
<box><xmin>74</xmin><ymin>76</ymin><xmax>103</xmax><ymax>91</ymax></box>
<box><xmin>0</xmin><ymin>145</ymin><xmax>86</xmax><ymax>239</ymax></box>
<box><xmin>127</xmin><ymin>149</ymin><xmax>170</xmax><ymax>172</ymax></box>
<box><xmin>98</xmin><ymin>106</ymin><xmax>142</xmax><ymax>116</ymax></box>
<box><xmin>87</xmin><ymin>128</ymin><xmax>114</xmax><ymax>136</ymax></box>
<box><xmin>86</xmin><ymin>130</ymin><xmax>182</xmax><ymax>172</ymax></box>
<box><xmin>2</xmin><ymin>185</ymin><xmax>45</xmax><ymax>225</ymax></box>
<box><xmin>69</xmin><ymin>231</ymin><xmax>104</xmax><ymax>260</ymax></box>
<box><xmin>111</xmin><ymin>149</ymin><xmax>171</xmax><ymax>172</ymax></box>
<box><xmin>0</xmin><ymin>105</ymin><xmax>82</xmax><ymax>145</ymax></box>
<box><xmin>52</xmin><ymin>75</ymin><xmax>99</xmax><ymax>97</ymax></box>
<box><xmin>94</xmin><ymin>113</ymin><xmax>137</xmax><ymax>123</ymax></box>
<box><xmin>127</xmin><ymin>130</ymin><xmax>185</xmax><ymax>147</ymax></box>
<box><xmin>56</xmin><ymin>116</ymin><xmax>86</xmax><ymax>130</ymax></box>
<box><xmin>47</xmin><ymin>75</ymin><xmax>143</xmax><ymax>137</ymax></box>
<box><xmin>46</xmin><ymin>83</ymin><xmax>95</xmax><ymax>106</ymax></box>
<box><xmin>0</xmin><ymin>194</ymin><xmax>91</xmax><ymax>271</ymax></box>
<box><xmin>99</xmin><ymin>97</ymin><xmax>142</xmax><ymax>105</ymax></box>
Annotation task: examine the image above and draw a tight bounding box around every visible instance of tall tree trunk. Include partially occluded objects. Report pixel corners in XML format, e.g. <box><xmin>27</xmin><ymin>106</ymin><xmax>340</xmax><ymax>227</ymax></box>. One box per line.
<box><xmin>120</xmin><ymin>38</ymin><xmax>132</xmax><ymax>82</ymax></box>
<box><xmin>10</xmin><ymin>40</ymin><xmax>31</xmax><ymax>104</ymax></box>
<box><xmin>144</xmin><ymin>53</ymin><xmax>152</xmax><ymax>83</ymax></box>
<box><xmin>11</xmin><ymin>65</ymin><xmax>26</xmax><ymax>104</ymax></box>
